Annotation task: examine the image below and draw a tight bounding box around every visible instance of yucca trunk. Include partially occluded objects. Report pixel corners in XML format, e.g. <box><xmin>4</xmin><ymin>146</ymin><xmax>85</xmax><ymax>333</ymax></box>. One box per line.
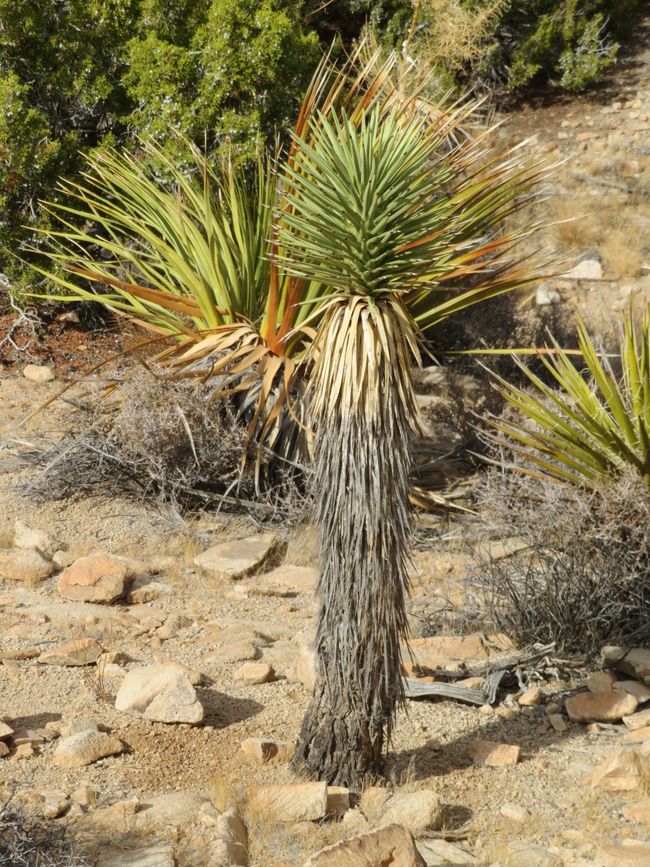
<box><xmin>292</xmin><ymin>296</ymin><xmax>420</xmax><ymax>787</ymax></box>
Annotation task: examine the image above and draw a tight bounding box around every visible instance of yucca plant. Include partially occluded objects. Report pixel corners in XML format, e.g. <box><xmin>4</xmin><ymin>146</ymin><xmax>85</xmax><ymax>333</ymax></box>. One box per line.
<box><xmin>485</xmin><ymin>311</ymin><xmax>650</xmax><ymax>488</ymax></box>
<box><xmin>26</xmin><ymin>43</ymin><xmax>548</xmax><ymax>504</ymax></box>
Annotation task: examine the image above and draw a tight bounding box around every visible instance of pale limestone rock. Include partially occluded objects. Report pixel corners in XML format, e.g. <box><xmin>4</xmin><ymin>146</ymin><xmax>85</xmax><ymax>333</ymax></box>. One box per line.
<box><xmin>0</xmin><ymin>722</ymin><xmax>14</xmax><ymax>741</ymax></box>
<box><xmin>596</xmin><ymin>840</ymin><xmax>650</xmax><ymax>865</ymax></box>
<box><xmin>233</xmin><ymin>662</ymin><xmax>275</xmax><ymax>685</ymax></box>
<box><xmin>58</xmin><ymin>553</ymin><xmax>138</xmax><ymax>603</ymax></box>
<box><xmin>624</xmin><ymin>726</ymin><xmax>650</xmax><ymax>743</ymax></box>
<box><xmin>303</xmin><ymin>824</ymin><xmax>425</xmax><ymax>866</ymax></box>
<box><xmin>133</xmin><ymin>792</ymin><xmax>212</xmax><ymax>833</ymax></box>
<box><xmin>250</xmin><ymin>782</ymin><xmax>327</xmax><ymax>822</ymax></box>
<box><xmin>14</xmin><ymin>520</ymin><xmax>61</xmax><ymax>557</ymax></box>
<box><xmin>501</xmin><ymin>803</ymin><xmax>529</xmax><ymax>822</ymax></box>
<box><xmin>380</xmin><ymin>790</ymin><xmax>442</xmax><ymax>835</ymax></box>
<box><xmin>613</xmin><ymin>681</ymin><xmax>650</xmax><ymax>704</ymax></box>
<box><xmin>208</xmin><ymin>641</ymin><xmax>260</xmax><ymax>664</ymax></box>
<box><xmin>193</xmin><ymin>533</ymin><xmax>283</xmax><ymax>580</ymax></box>
<box><xmin>38</xmin><ymin>637</ymin><xmax>101</xmax><ymax>666</ymax></box>
<box><xmin>624</xmin><ymin>707</ymin><xmax>650</xmax><ymax>730</ymax></box>
<box><xmin>41</xmin><ymin>791</ymin><xmax>70</xmax><ymax>819</ymax></box>
<box><xmin>508</xmin><ymin>842</ymin><xmax>561</xmax><ymax>867</ymax></box>
<box><xmin>360</xmin><ymin>786</ymin><xmax>392</xmax><ymax>821</ymax></box>
<box><xmin>565</xmin><ymin>689</ymin><xmax>637</xmax><ymax>723</ymax></box>
<box><xmin>469</xmin><ymin>740</ymin><xmax>520</xmax><ymax>767</ymax></box>
<box><xmin>127</xmin><ymin>575</ymin><xmax>172</xmax><ymax>604</ymax></box>
<box><xmin>602</xmin><ymin>646</ymin><xmax>650</xmax><ymax>684</ymax></box>
<box><xmin>518</xmin><ymin>686</ymin><xmax>543</xmax><ymax>706</ymax></box>
<box><xmin>96</xmin><ymin>846</ymin><xmax>175</xmax><ymax>867</ymax></box>
<box><xmin>0</xmin><ymin>549</ymin><xmax>53</xmax><ymax>583</ymax></box>
<box><xmin>115</xmin><ymin>663</ymin><xmax>204</xmax><ymax>724</ymax></box>
<box><xmin>563</xmin><ymin>257</ymin><xmax>603</xmax><ymax>280</ymax></box>
<box><xmin>53</xmin><ymin>730</ymin><xmax>124</xmax><ymax>768</ymax></box>
<box><xmin>259</xmin><ymin>564</ymin><xmax>318</xmax><ymax>594</ymax></box>
<box><xmin>208</xmin><ymin>808</ymin><xmax>248</xmax><ymax>866</ymax></box>
<box><xmin>590</xmin><ymin>748</ymin><xmax>650</xmax><ymax>791</ymax></box>
<box><xmin>416</xmin><ymin>839</ymin><xmax>480</xmax><ymax>865</ymax></box>
<box><xmin>23</xmin><ymin>364</ymin><xmax>54</xmax><ymax>383</ymax></box>
<box><xmin>548</xmin><ymin>713</ymin><xmax>569</xmax><ymax>733</ymax></box>
<box><xmin>586</xmin><ymin>671</ymin><xmax>616</xmax><ymax>693</ymax></box>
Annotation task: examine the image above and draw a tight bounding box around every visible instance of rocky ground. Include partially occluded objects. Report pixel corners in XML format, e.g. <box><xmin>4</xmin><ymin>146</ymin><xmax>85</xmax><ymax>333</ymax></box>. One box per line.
<box><xmin>3</xmin><ymin>24</ymin><xmax>650</xmax><ymax>867</ymax></box>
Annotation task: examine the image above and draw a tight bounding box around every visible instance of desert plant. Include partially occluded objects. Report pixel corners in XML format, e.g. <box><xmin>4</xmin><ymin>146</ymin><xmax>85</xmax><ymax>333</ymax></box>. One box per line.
<box><xmin>0</xmin><ymin>802</ymin><xmax>88</xmax><ymax>866</ymax></box>
<box><xmin>484</xmin><ymin>311</ymin><xmax>650</xmax><ymax>488</ymax></box>
<box><xmin>476</xmin><ymin>467</ymin><xmax>650</xmax><ymax>656</ymax></box>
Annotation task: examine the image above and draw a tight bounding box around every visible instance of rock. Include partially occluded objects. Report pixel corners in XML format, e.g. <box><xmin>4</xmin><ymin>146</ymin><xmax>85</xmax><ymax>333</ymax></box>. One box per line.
<box><xmin>590</xmin><ymin>748</ymin><xmax>650</xmax><ymax>791</ymax></box>
<box><xmin>587</xmin><ymin>671</ymin><xmax>616</xmax><ymax>693</ymax></box>
<box><xmin>416</xmin><ymin>839</ymin><xmax>479</xmax><ymax>865</ymax></box>
<box><xmin>14</xmin><ymin>520</ymin><xmax>61</xmax><ymax>557</ymax></box>
<box><xmin>297</xmin><ymin>642</ymin><xmax>317</xmax><ymax>690</ymax></box>
<box><xmin>250</xmin><ymin>782</ymin><xmax>327</xmax><ymax>822</ymax></box>
<box><xmin>38</xmin><ymin>638</ymin><xmax>101</xmax><ymax>666</ymax></box>
<box><xmin>468</xmin><ymin>740</ymin><xmax>520</xmax><ymax>767</ymax></box>
<box><xmin>518</xmin><ymin>686</ymin><xmax>543</xmax><ymax>706</ymax></box>
<box><xmin>624</xmin><ymin>726</ymin><xmax>650</xmax><ymax>744</ymax></box>
<box><xmin>208</xmin><ymin>641</ymin><xmax>260</xmax><ymax>664</ymax></box>
<box><xmin>240</xmin><ymin>738</ymin><xmax>293</xmax><ymax>764</ymax></box>
<box><xmin>88</xmin><ymin>799</ymin><xmax>140</xmax><ymax>833</ymax></box>
<box><xmin>548</xmin><ymin>713</ymin><xmax>569</xmax><ymax>733</ymax></box>
<box><xmin>96</xmin><ymin>846</ymin><xmax>176</xmax><ymax>867</ymax></box>
<box><xmin>134</xmin><ymin>792</ymin><xmax>213</xmax><ymax>833</ymax></box>
<box><xmin>52</xmin><ymin>550</ymin><xmax>75</xmax><ymax>569</ymax></box>
<box><xmin>360</xmin><ymin>786</ymin><xmax>392</xmax><ymax>821</ymax></box>
<box><xmin>303</xmin><ymin>824</ymin><xmax>425</xmax><ymax>866</ymax></box>
<box><xmin>53</xmin><ymin>730</ymin><xmax>124</xmax><ymax>768</ymax></box>
<box><xmin>326</xmin><ymin>786</ymin><xmax>350</xmax><ymax>816</ymax></box>
<box><xmin>507</xmin><ymin>842</ymin><xmax>561</xmax><ymax>867</ymax></box>
<box><xmin>623</xmin><ymin>799</ymin><xmax>650</xmax><ymax>825</ymax></box>
<box><xmin>613</xmin><ymin>681</ymin><xmax>650</xmax><ymax>704</ymax></box>
<box><xmin>380</xmin><ymin>790</ymin><xmax>442</xmax><ymax>835</ymax></box>
<box><xmin>0</xmin><ymin>743</ymin><xmax>10</xmax><ymax>758</ymax></box>
<box><xmin>565</xmin><ymin>689</ymin><xmax>638</xmax><ymax>723</ymax></box>
<box><xmin>602</xmin><ymin>646</ymin><xmax>650</xmax><ymax>684</ymax></box>
<box><xmin>563</xmin><ymin>256</ymin><xmax>603</xmax><ymax>281</ymax></box>
<box><xmin>406</xmin><ymin>634</ymin><xmax>491</xmax><ymax>671</ymax></box>
<box><xmin>234</xmin><ymin>662</ymin><xmax>275</xmax><ymax>685</ymax></box>
<box><xmin>595</xmin><ymin>840</ymin><xmax>650</xmax><ymax>865</ymax></box>
<box><xmin>535</xmin><ymin>283</ymin><xmax>561</xmax><ymax>306</ymax></box>
<box><xmin>57</xmin><ymin>553</ymin><xmax>138</xmax><ymax>603</ymax></box>
<box><xmin>0</xmin><ymin>722</ymin><xmax>14</xmax><ymax>741</ymax></box>
<box><xmin>71</xmin><ymin>784</ymin><xmax>99</xmax><ymax>808</ymax></box>
<box><xmin>341</xmin><ymin>808</ymin><xmax>369</xmax><ymax>835</ymax></box>
<box><xmin>258</xmin><ymin>565</ymin><xmax>318</xmax><ymax>594</ymax></box>
<box><xmin>624</xmin><ymin>708</ymin><xmax>650</xmax><ymax>730</ymax></box>
<box><xmin>209</xmin><ymin>807</ymin><xmax>248</xmax><ymax>866</ymax></box>
<box><xmin>127</xmin><ymin>576</ymin><xmax>172</xmax><ymax>604</ymax></box>
<box><xmin>193</xmin><ymin>533</ymin><xmax>284</xmax><ymax>580</ymax></box>
<box><xmin>42</xmin><ymin>791</ymin><xmax>70</xmax><ymax>819</ymax></box>
<box><xmin>501</xmin><ymin>803</ymin><xmax>529</xmax><ymax>822</ymax></box>
<box><xmin>115</xmin><ymin>663</ymin><xmax>204</xmax><ymax>724</ymax></box>
<box><xmin>0</xmin><ymin>549</ymin><xmax>54</xmax><ymax>583</ymax></box>
<box><xmin>23</xmin><ymin>364</ymin><xmax>55</xmax><ymax>383</ymax></box>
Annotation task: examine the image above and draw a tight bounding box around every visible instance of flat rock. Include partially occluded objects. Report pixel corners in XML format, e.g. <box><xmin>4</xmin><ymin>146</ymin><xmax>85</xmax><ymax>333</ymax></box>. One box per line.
<box><xmin>23</xmin><ymin>364</ymin><xmax>55</xmax><ymax>383</ymax></box>
<box><xmin>96</xmin><ymin>846</ymin><xmax>176</xmax><ymax>867</ymax></box>
<box><xmin>563</xmin><ymin>257</ymin><xmax>603</xmax><ymax>280</ymax></box>
<box><xmin>624</xmin><ymin>707</ymin><xmax>650</xmax><ymax>730</ymax></box>
<box><xmin>469</xmin><ymin>740</ymin><xmax>520</xmax><ymax>767</ymax></box>
<box><xmin>258</xmin><ymin>564</ymin><xmax>318</xmax><ymax>594</ymax></box>
<box><xmin>303</xmin><ymin>824</ymin><xmax>425</xmax><ymax>866</ymax></box>
<box><xmin>406</xmin><ymin>634</ymin><xmax>498</xmax><ymax>671</ymax></box>
<box><xmin>613</xmin><ymin>681</ymin><xmax>650</xmax><ymax>704</ymax></box>
<box><xmin>14</xmin><ymin>520</ymin><xmax>61</xmax><ymax>557</ymax></box>
<box><xmin>416</xmin><ymin>839</ymin><xmax>479</xmax><ymax>865</ymax></box>
<box><xmin>127</xmin><ymin>576</ymin><xmax>172</xmax><ymax>604</ymax></box>
<box><xmin>590</xmin><ymin>748</ymin><xmax>649</xmax><ymax>791</ymax></box>
<box><xmin>115</xmin><ymin>663</ymin><xmax>204</xmax><ymax>724</ymax></box>
<box><xmin>250</xmin><ymin>782</ymin><xmax>327</xmax><ymax>822</ymax></box>
<box><xmin>507</xmin><ymin>842</ymin><xmax>561</xmax><ymax>867</ymax></box>
<box><xmin>0</xmin><ymin>549</ymin><xmax>54</xmax><ymax>583</ymax></box>
<box><xmin>587</xmin><ymin>671</ymin><xmax>616</xmax><ymax>693</ymax></box>
<box><xmin>596</xmin><ymin>840</ymin><xmax>650</xmax><ymax>865</ymax></box>
<box><xmin>38</xmin><ymin>638</ymin><xmax>101</xmax><ymax>666</ymax></box>
<box><xmin>208</xmin><ymin>641</ymin><xmax>260</xmax><ymax>663</ymax></box>
<box><xmin>602</xmin><ymin>646</ymin><xmax>650</xmax><ymax>684</ymax></box>
<box><xmin>380</xmin><ymin>790</ymin><xmax>442</xmax><ymax>835</ymax></box>
<box><xmin>58</xmin><ymin>553</ymin><xmax>138</xmax><ymax>603</ymax></box>
<box><xmin>565</xmin><ymin>689</ymin><xmax>638</xmax><ymax>723</ymax></box>
<box><xmin>234</xmin><ymin>662</ymin><xmax>275</xmax><ymax>685</ymax></box>
<box><xmin>193</xmin><ymin>532</ymin><xmax>283</xmax><ymax>580</ymax></box>
<box><xmin>53</xmin><ymin>730</ymin><xmax>124</xmax><ymax>768</ymax></box>
<box><xmin>134</xmin><ymin>791</ymin><xmax>213</xmax><ymax>833</ymax></box>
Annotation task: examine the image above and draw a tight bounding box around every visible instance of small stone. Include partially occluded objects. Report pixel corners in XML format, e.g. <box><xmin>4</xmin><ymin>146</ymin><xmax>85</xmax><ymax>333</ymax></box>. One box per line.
<box><xmin>38</xmin><ymin>638</ymin><xmax>101</xmax><ymax>666</ymax></box>
<box><xmin>250</xmin><ymin>782</ymin><xmax>327</xmax><ymax>822</ymax></box>
<box><xmin>0</xmin><ymin>743</ymin><xmax>9</xmax><ymax>758</ymax></box>
<box><xmin>624</xmin><ymin>708</ymin><xmax>650</xmax><ymax>730</ymax></box>
<box><xmin>23</xmin><ymin>364</ymin><xmax>54</xmax><ymax>383</ymax></box>
<box><xmin>535</xmin><ymin>284</ymin><xmax>561</xmax><ymax>306</ymax></box>
<box><xmin>519</xmin><ymin>686</ymin><xmax>543</xmax><ymax>706</ymax></box>
<box><xmin>58</xmin><ymin>553</ymin><xmax>138</xmax><ymax>604</ymax></box>
<box><xmin>71</xmin><ymin>784</ymin><xmax>99</xmax><ymax>808</ymax></box>
<box><xmin>234</xmin><ymin>662</ymin><xmax>275</xmax><ymax>685</ymax></box>
<box><xmin>563</xmin><ymin>257</ymin><xmax>603</xmax><ymax>281</ymax></box>
<box><xmin>208</xmin><ymin>641</ymin><xmax>259</xmax><ymax>663</ymax></box>
<box><xmin>52</xmin><ymin>550</ymin><xmax>75</xmax><ymax>569</ymax></box>
<box><xmin>496</xmin><ymin>706</ymin><xmax>519</xmax><ymax>720</ymax></box>
<box><xmin>478</xmin><ymin>704</ymin><xmax>494</xmax><ymax>716</ymax></box>
<box><xmin>12</xmin><ymin>743</ymin><xmax>34</xmax><ymax>760</ymax></box>
<box><xmin>469</xmin><ymin>740</ymin><xmax>520</xmax><ymax>767</ymax></box>
<box><xmin>565</xmin><ymin>689</ymin><xmax>638</xmax><ymax>723</ymax></box>
<box><xmin>0</xmin><ymin>722</ymin><xmax>14</xmax><ymax>741</ymax></box>
<box><xmin>501</xmin><ymin>803</ymin><xmax>529</xmax><ymax>822</ymax></box>
<box><xmin>127</xmin><ymin>576</ymin><xmax>171</xmax><ymax>604</ymax></box>
<box><xmin>613</xmin><ymin>681</ymin><xmax>650</xmax><ymax>704</ymax></box>
<box><xmin>303</xmin><ymin>824</ymin><xmax>425</xmax><ymax>866</ymax></box>
<box><xmin>416</xmin><ymin>839</ymin><xmax>480</xmax><ymax>864</ymax></box>
<box><xmin>587</xmin><ymin>671</ymin><xmax>616</xmax><ymax>693</ymax></box>
<box><xmin>380</xmin><ymin>790</ymin><xmax>442</xmax><ymax>835</ymax></box>
<box><xmin>193</xmin><ymin>533</ymin><xmax>283</xmax><ymax>580</ymax></box>
<box><xmin>53</xmin><ymin>730</ymin><xmax>123</xmax><ymax>768</ymax></box>
<box><xmin>548</xmin><ymin>713</ymin><xmax>569</xmax><ymax>733</ymax></box>
<box><xmin>42</xmin><ymin>791</ymin><xmax>70</xmax><ymax>819</ymax></box>
<box><xmin>240</xmin><ymin>738</ymin><xmax>293</xmax><ymax>764</ymax></box>
<box><xmin>14</xmin><ymin>520</ymin><xmax>61</xmax><ymax>557</ymax></box>
<box><xmin>115</xmin><ymin>663</ymin><xmax>204</xmax><ymax>724</ymax></box>
<box><xmin>0</xmin><ymin>549</ymin><xmax>54</xmax><ymax>583</ymax></box>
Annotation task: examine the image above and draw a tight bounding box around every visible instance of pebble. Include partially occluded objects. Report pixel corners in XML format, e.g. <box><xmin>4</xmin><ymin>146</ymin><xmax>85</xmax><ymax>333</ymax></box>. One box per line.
<box><xmin>233</xmin><ymin>662</ymin><xmax>276</xmax><ymax>685</ymax></box>
<box><xmin>23</xmin><ymin>364</ymin><xmax>54</xmax><ymax>383</ymax></box>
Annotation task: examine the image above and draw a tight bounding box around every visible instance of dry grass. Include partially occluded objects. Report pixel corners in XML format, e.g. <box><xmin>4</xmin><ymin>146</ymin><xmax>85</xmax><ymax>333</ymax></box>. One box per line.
<box><xmin>0</xmin><ymin>803</ymin><xmax>89</xmax><ymax>866</ymax></box>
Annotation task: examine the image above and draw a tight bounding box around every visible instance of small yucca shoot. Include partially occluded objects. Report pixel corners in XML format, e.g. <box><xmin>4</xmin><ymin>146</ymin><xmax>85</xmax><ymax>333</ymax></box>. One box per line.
<box><xmin>486</xmin><ymin>311</ymin><xmax>650</xmax><ymax>488</ymax></box>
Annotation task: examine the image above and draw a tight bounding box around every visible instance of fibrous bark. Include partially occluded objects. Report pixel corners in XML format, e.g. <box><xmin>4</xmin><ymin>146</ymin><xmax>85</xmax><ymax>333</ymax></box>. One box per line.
<box><xmin>292</xmin><ymin>297</ymin><xmax>419</xmax><ymax>787</ymax></box>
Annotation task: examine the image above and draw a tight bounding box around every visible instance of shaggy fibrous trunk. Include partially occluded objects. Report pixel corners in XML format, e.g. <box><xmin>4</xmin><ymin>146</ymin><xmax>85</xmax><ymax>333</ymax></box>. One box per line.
<box><xmin>292</xmin><ymin>296</ymin><xmax>420</xmax><ymax>787</ymax></box>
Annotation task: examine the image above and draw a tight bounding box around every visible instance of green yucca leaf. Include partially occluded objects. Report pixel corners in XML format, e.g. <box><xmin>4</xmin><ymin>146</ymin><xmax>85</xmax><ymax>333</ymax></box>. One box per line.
<box><xmin>486</xmin><ymin>310</ymin><xmax>650</xmax><ymax>488</ymax></box>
